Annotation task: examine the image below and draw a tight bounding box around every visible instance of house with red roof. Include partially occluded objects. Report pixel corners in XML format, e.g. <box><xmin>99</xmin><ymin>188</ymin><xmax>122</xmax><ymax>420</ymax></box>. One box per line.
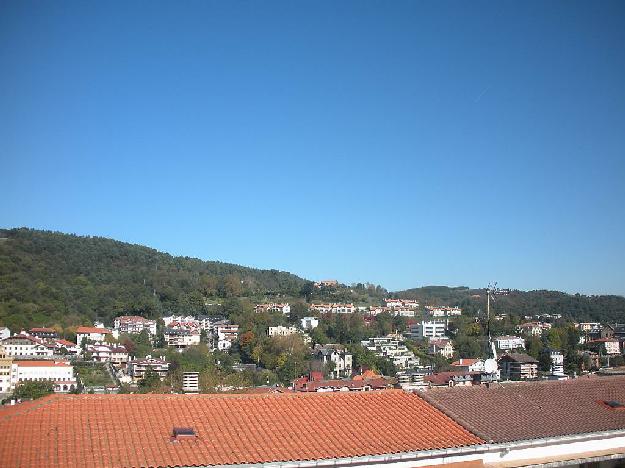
<box><xmin>450</xmin><ymin>358</ymin><xmax>485</xmax><ymax>372</ymax></box>
<box><xmin>0</xmin><ymin>335</ymin><xmax>54</xmax><ymax>358</ymax></box>
<box><xmin>76</xmin><ymin>326</ymin><xmax>112</xmax><ymax>346</ymax></box>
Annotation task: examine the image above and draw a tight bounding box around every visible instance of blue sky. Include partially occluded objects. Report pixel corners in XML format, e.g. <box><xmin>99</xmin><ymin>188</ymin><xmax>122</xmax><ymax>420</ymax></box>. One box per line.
<box><xmin>2</xmin><ymin>1</ymin><xmax>624</xmax><ymax>295</ymax></box>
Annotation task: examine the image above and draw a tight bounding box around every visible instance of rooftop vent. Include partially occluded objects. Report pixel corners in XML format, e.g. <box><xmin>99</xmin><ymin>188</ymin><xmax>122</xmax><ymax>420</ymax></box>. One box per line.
<box><xmin>172</xmin><ymin>427</ymin><xmax>197</xmax><ymax>440</ymax></box>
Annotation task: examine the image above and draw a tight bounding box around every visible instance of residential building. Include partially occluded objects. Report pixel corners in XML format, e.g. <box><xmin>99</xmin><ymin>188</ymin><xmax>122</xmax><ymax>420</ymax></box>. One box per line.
<box><xmin>549</xmin><ymin>350</ymin><xmax>565</xmax><ymax>375</ymax></box>
<box><xmin>86</xmin><ymin>343</ymin><xmax>129</xmax><ymax>367</ymax></box>
<box><xmin>313</xmin><ymin>344</ymin><xmax>352</xmax><ymax>379</ymax></box>
<box><xmin>0</xmin><ymin>335</ymin><xmax>54</xmax><ymax>358</ymax></box>
<box><xmin>0</xmin><ymin>327</ymin><xmax>10</xmax><ymax>341</ymax></box>
<box><xmin>114</xmin><ymin>316</ymin><xmax>157</xmax><ymax>336</ymax></box>
<box><xmin>314</xmin><ymin>279</ymin><xmax>339</xmax><ymax>288</ymax></box>
<box><xmin>0</xmin><ymin>345</ymin><xmax>14</xmax><ymax>395</ymax></box>
<box><xmin>76</xmin><ymin>326</ymin><xmax>112</xmax><ymax>346</ymax></box>
<box><xmin>197</xmin><ymin>315</ymin><xmax>225</xmax><ymax>331</ymax></box>
<box><xmin>254</xmin><ymin>303</ymin><xmax>291</xmax><ymax>315</ymax></box>
<box><xmin>384</xmin><ymin>299</ymin><xmax>404</xmax><ymax>308</ymax></box>
<box><xmin>267</xmin><ymin>326</ymin><xmax>300</xmax><ymax>337</ymax></box>
<box><xmin>164</xmin><ymin>328</ymin><xmax>201</xmax><ymax>350</ymax></box>
<box><xmin>182</xmin><ymin>372</ymin><xmax>199</xmax><ymax>393</ymax></box>
<box><xmin>384</xmin><ymin>299</ymin><xmax>420</xmax><ymax>309</ymax></box>
<box><xmin>309</xmin><ymin>303</ymin><xmax>355</xmax><ymax>314</ymax></box>
<box><xmin>575</xmin><ymin>322</ymin><xmax>602</xmax><ymax>333</ymax></box>
<box><xmin>409</xmin><ymin>321</ymin><xmax>446</xmax><ymax>339</ymax></box>
<box><xmin>516</xmin><ymin>321</ymin><xmax>552</xmax><ymax>336</ymax></box>
<box><xmin>13</xmin><ymin>360</ymin><xmax>76</xmax><ymax>392</ymax></box>
<box><xmin>428</xmin><ymin>338</ymin><xmax>455</xmax><ymax>359</ymax></box>
<box><xmin>450</xmin><ymin>358</ymin><xmax>486</xmax><ymax>372</ymax></box>
<box><xmin>51</xmin><ymin>339</ymin><xmax>81</xmax><ymax>356</ymax></box>
<box><xmin>300</xmin><ymin>316</ymin><xmax>319</xmax><ymax>330</ymax></box>
<box><xmin>498</xmin><ymin>353</ymin><xmax>539</xmax><ymax>380</ymax></box>
<box><xmin>127</xmin><ymin>357</ymin><xmax>169</xmax><ymax>382</ymax></box>
<box><xmin>28</xmin><ymin>327</ymin><xmax>59</xmax><ymax>340</ymax></box>
<box><xmin>361</xmin><ymin>336</ymin><xmax>420</xmax><ymax>370</ymax></box>
<box><xmin>395</xmin><ymin>369</ymin><xmax>430</xmax><ymax>391</ymax></box>
<box><xmin>588</xmin><ymin>338</ymin><xmax>621</xmax><ymax>355</ymax></box>
<box><xmin>425</xmin><ymin>306</ymin><xmax>462</xmax><ymax>317</ymax></box>
<box><xmin>215</xmin><ymin>324</ymin><xmax>239</xmax><ymax>351</ymax></box>
<box><xmin>425</xmin><ymin>371</ymin><xmax>476</xmax><ymax>387</ymax></box>
<box><xmin>494</xmin><ymin>335</ymin><xmax>525</xmax><ymax>350</ymax></box>
<box><xmin>162</xmin><ymin>315</ymin><xmax>197</xmax><ymax>327</ymax></box>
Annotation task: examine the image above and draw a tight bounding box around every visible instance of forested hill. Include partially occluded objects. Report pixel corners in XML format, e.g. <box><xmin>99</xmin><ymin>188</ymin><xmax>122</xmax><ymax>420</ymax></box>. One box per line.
<box><xmin>1</xmin><ymin>228</ymin><xmax>623</xmax><ymax>333</ymax></box>
<box><xmin>0</xmin><ymin>228</ymin><xmax>306</xmax><ymax>331</ymax></box>
<box><xmin>394</xmin><ymin>286</ymin><xmax>625</xmax><ymax>323</ymax></box>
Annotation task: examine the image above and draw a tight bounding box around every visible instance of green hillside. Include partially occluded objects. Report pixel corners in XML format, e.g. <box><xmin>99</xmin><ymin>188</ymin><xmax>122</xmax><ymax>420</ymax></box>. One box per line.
<box><xmin>395</xmin><ymin>286</ymin><xmax>625</xmax><ymax>323</ymax></box>
<box><xmin>1</xmin><ymin>228</ymin><xmax>623</xmax><ymax>334</ymax></box>
<box><xmin>0</xmin><ymin>228</ymin><xmax>306</xmax><ymax>331</ymax></box>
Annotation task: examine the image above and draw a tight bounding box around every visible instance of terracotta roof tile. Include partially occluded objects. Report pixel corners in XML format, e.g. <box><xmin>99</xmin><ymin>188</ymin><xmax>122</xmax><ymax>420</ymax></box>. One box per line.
<box><xmin>0</xmin><ymin>390</ymin><xmax>482</xmax><ymax>467</ymax></box>
<box><xmin>420</xmin><ymin>375</ymin><xmax>625</xmax><ymax>443</ymax></box>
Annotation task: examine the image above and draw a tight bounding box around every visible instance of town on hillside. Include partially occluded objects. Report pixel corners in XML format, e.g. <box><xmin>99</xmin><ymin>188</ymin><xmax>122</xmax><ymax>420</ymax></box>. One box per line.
<box><xmin>2</xmin><ymin>286</ymin><xmax>624</xmax><ymax>399</ymax></box>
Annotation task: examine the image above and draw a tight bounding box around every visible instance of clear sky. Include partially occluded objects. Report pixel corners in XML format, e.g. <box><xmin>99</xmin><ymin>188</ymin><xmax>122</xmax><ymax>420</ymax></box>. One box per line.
<box><xmin>2</xmin><ymin>1</ymin><xmax>624</xmax><ymax>295</ymax></box>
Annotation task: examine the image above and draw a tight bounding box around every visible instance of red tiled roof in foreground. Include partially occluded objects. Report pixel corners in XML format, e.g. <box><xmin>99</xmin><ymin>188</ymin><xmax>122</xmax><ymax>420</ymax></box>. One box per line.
<box><xmin>0</xmin><ymin>390</ymin><xmax>482</xmax><ymax>468</ymax></box>
<box><xmin>420</xmin><ymin>375</ymin><xmax>625</xmax><ymax>443</ymax></box>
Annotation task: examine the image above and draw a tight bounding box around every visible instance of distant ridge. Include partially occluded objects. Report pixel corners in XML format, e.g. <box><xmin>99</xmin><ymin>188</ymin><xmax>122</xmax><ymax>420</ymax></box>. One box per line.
<box><xmin>1</xmin><ymin>227</ymin><xmax>624</xmax><ymax>332</ymax></box>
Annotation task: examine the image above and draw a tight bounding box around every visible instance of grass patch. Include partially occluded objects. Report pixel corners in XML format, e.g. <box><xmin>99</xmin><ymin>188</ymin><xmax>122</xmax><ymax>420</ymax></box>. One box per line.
<box><xmin>74</xmin><ymin>362</ymin><xmax>115</xmax><ymax>387</ymax></box>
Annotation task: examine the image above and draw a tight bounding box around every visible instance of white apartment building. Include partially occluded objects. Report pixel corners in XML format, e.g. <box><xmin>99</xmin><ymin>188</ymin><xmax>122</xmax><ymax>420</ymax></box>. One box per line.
<box><xmin>426</xmin><ymin>306</ymin><xmax>462</xmax><ymax>317</ymax></box>
<box><xmin>254</xmin><ymin>303</ymin><xmax>291</xmax><ymax>315</ymax></box>
<box><xmin>384</xmin><ymin>299</ymin><xmax>420</xmax><ymax>309</ymax></box>
<box><xmin>495</xmin><ymin>335</ymin><xmax>526</xmax><ymax>350</ymax></box>
<box><xmin>0</xmin><ymin>335</ymin><xmax>54</xmax><ymax>358</ymax></box>
<box><xmin>0</xmin><ymin>327</ymin><xmax>10</xmax><ymax>341</ymax></box>
<box><xmin>410</xmin><ymin>321</ymin><xmax>447</xmax><ymax>339</ymax></box>
<box><xmin>550</xmin><ymin>350</ymin><xmax>565</xmax><ymax>375</ymax></box>
<box><xmin>127</xmin><ymin>357</ymin><xmax>169</xmax><ymax>382</ymax></box>
<box><xmin>76</xmin><ymin>326</ymin><xmax>112</xmax><ymax>346</ymax></box>
<box><xmin>215</xmin><ymin>324</ymin><xmax>239</xmax><ymax>351</ymax></box>
<box><xmin>14</xmin><ymin>360</ymin><xmax>77</xmax><ymax>392</ymax></box>
<box><xmin>314</xmin><ymin>344</ymin><xmax>353</xmax><ymax>379</ymax></box>
<box><xmin>182</xmin><ymin>372</ymin><xmax>200</xmax><ymax>393</ymax></box>
<box><xmin>309</xmin><ymin>303</ymin><xmax>355</xmax><ymax>314</ymax></box>
<box><xmin>361</xmin><ymin>337</ymin><xmax>420</xmax><ymax>370</ymax></box>
<box><xmin>164</xmin><ymin>328</ymin><xmax>201</xmax><ymax>350</ymax></box>
<box><xmin>114</xmin><ymin>316</ymin><xmax>157</xmax><ymax>336</ymax></box>
<box><xmin>300</xmin><ymin>317</ymin><xmax>319</xmax><ymax>330</ymax></box>
<box><xmin>267</xmin><ymin>326</ymin><xmax>300</xmax><ymax>337</ymax></box>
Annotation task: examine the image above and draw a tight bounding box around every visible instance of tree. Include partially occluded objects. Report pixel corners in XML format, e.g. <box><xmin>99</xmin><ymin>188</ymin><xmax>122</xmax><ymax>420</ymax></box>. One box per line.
<box><xmin>138</xmin><ymin>368</ymin><xmax>162</xmax><ymax>393</ymax></box>
<box><xmin>538</xmin><ymin>350</ymin><xmax>552</xmax><ymax>372</ymax></box>
<box><xmin>299</xmin><ymin>282</ymin><xmax>315</xmax><ymax>302</ymax></box>
<box><xmin>12</xmin><ymin>381</ymin><xmax>54</xmax><ymax>400</ymax></box>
